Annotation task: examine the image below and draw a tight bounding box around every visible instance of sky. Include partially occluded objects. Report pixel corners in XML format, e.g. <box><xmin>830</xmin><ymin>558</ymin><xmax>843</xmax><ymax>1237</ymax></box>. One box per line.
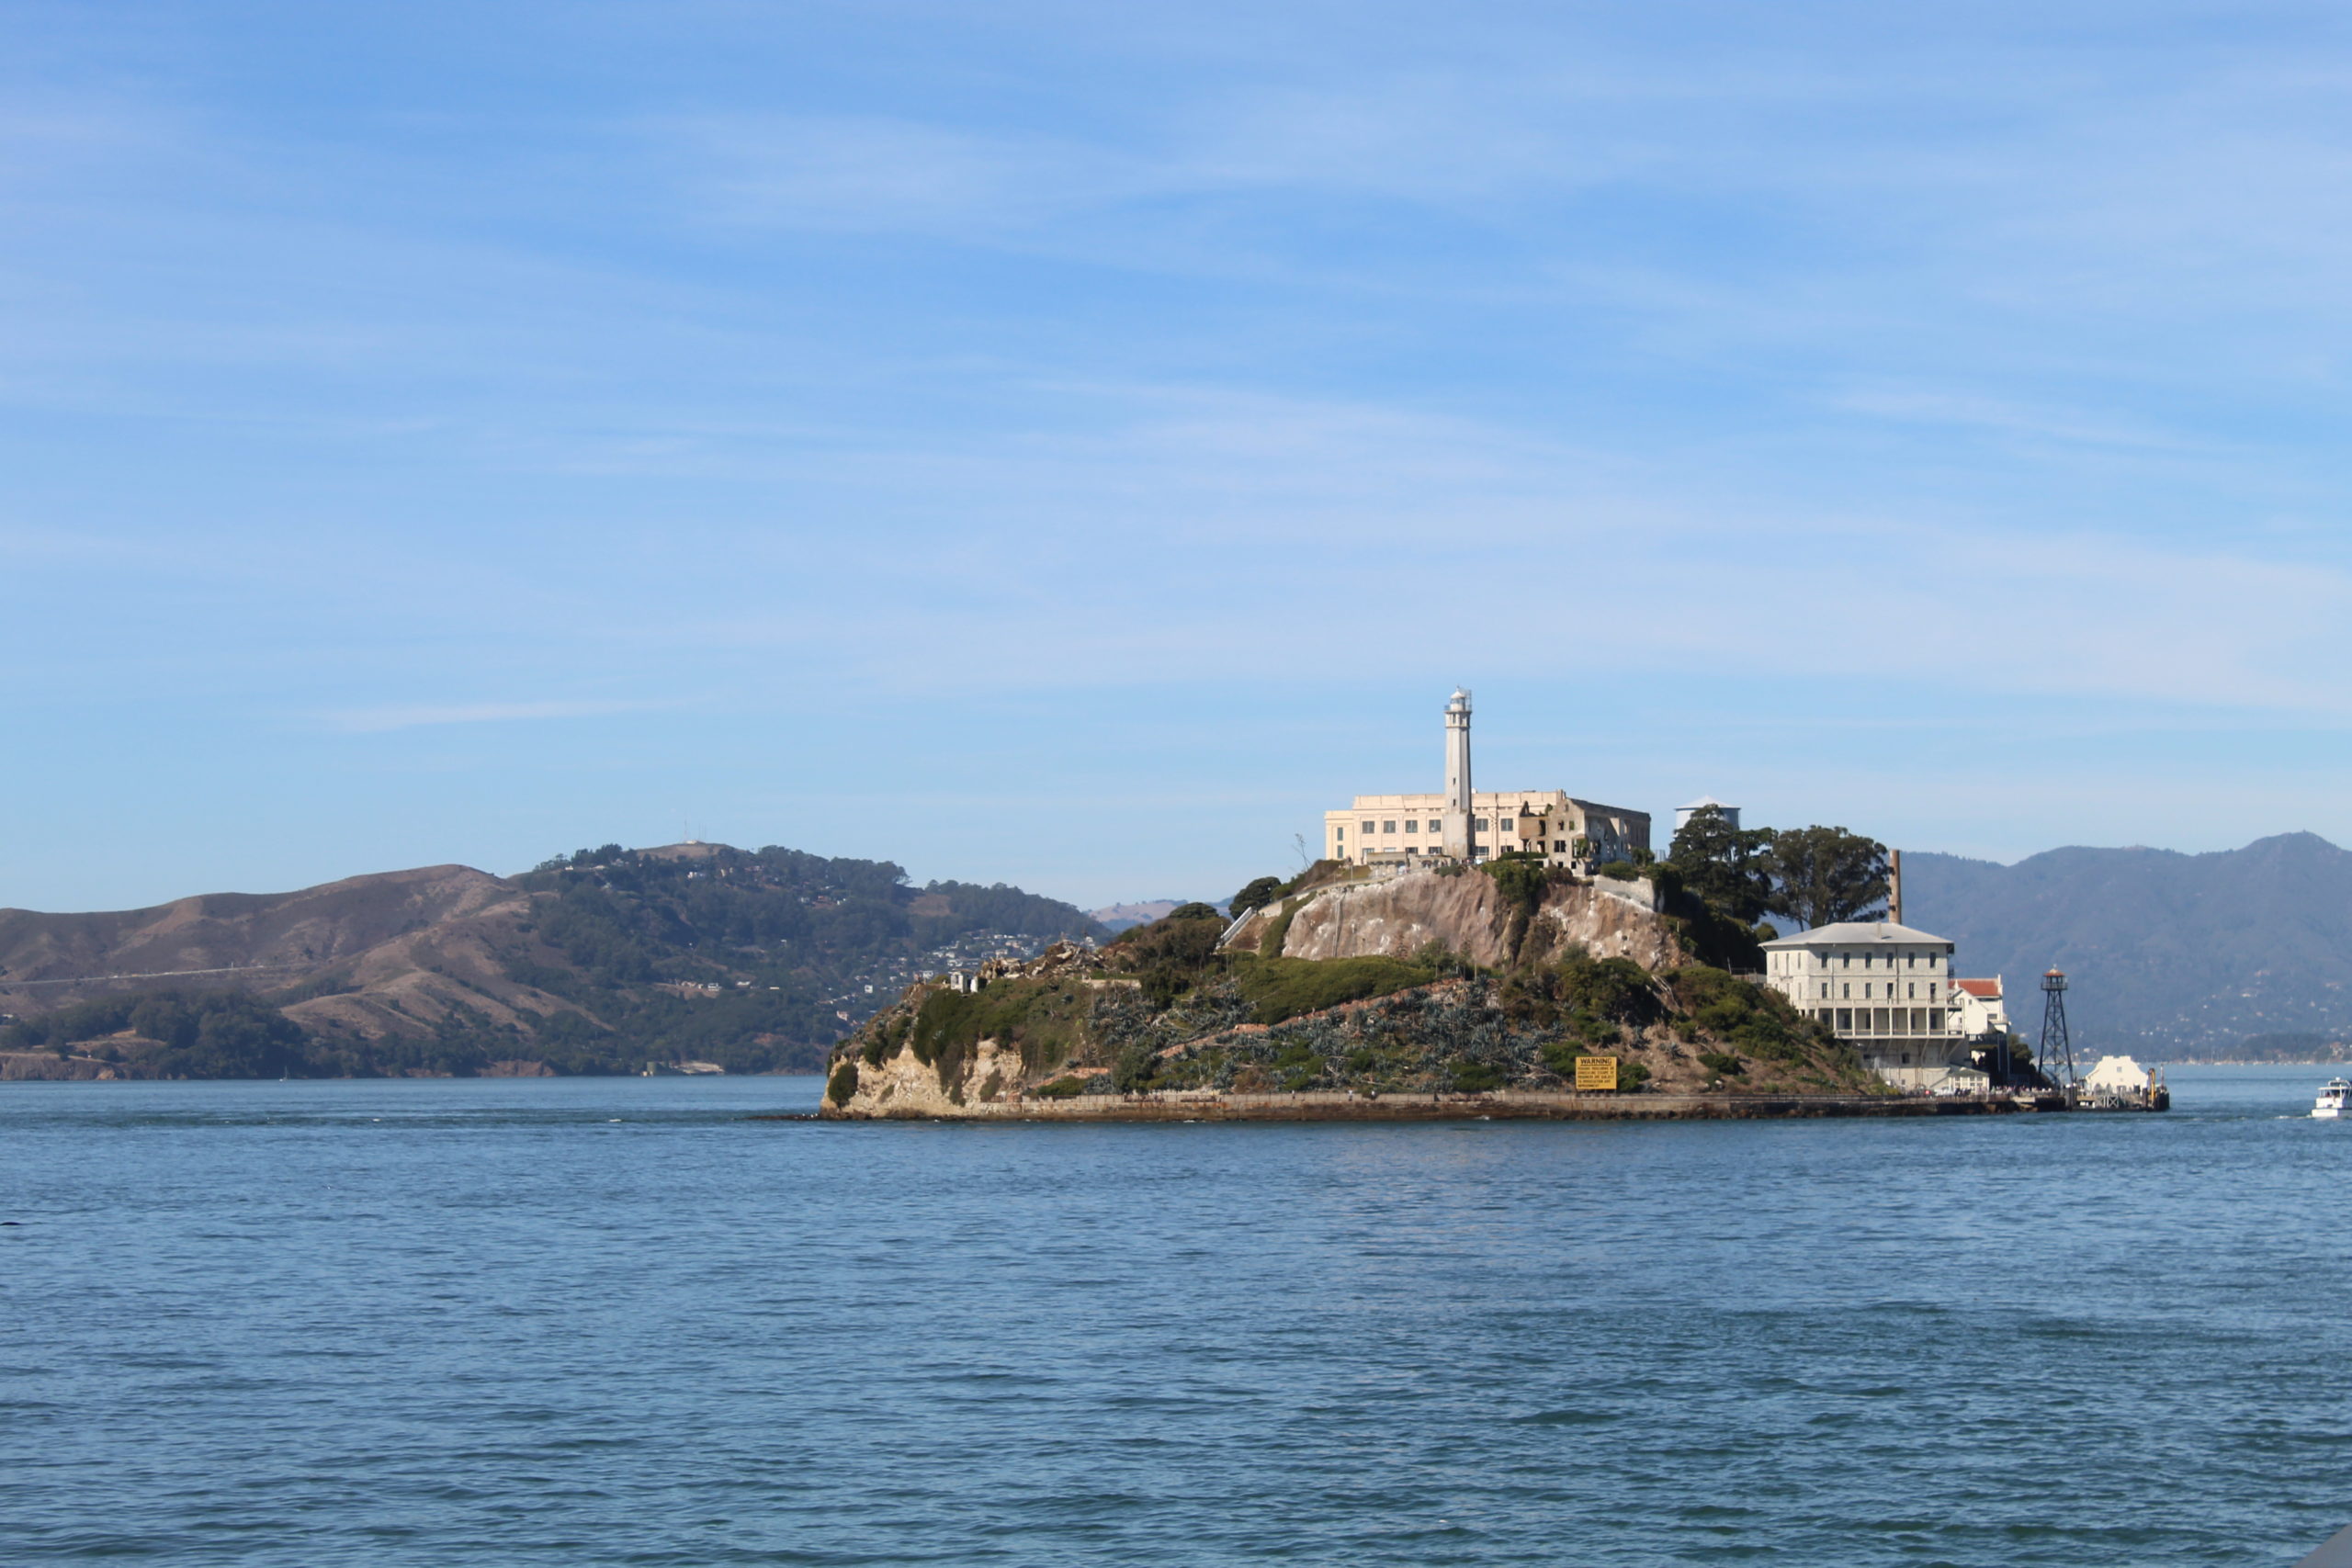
<box><xmin>7</xmin><ymin>1</ymin><xmax>2352</xmax><ymax>913</ymax></box>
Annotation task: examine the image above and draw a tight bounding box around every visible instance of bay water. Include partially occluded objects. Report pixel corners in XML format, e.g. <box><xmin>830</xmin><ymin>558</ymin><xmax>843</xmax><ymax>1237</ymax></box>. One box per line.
<box><xmin>5</xmin><ymin>1066</ymin><xmax>2347</xmax><ymax>1565</ymax></box>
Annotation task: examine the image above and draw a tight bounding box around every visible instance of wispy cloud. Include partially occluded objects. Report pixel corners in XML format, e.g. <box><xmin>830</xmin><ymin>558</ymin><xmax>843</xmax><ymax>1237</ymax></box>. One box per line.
<box><xmin>319</xmin><ymin>700</ymin><xmax>668</xmax><ymax>734</ymax></box>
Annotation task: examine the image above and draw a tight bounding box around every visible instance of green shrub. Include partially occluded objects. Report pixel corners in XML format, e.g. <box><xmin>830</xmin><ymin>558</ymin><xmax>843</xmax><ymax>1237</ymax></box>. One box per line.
<box><xmin>1481</xmin><ymin>854</ymin><xmax>1552</xmax><ymax>914</ymax></box>
<box><xmin>1256</xmin><ymin>898</ymin><xmax>1302</xmax><ymax>960</ymax></box>
<box><xmin>1557</xmin><ymin>954</ymin><xmax>1660</xmax><ymax>1026</ymax></box>
<box><xmin>826</xmin><ymin>1061</ymin><xmax>860</xmax><ymax>1104</ymax></box>
<box><xmin>1698</xmin><ymin>1050</ymin><xmax>1745</xmax><ymax>1077</ymax></box>
<box><xmin>1450</xmin><ymin>1059</ymin><xmax>1505</xmax><ymax>1093</ymax></box>
<box><xmin>1112</xmin><ymin>1043</ymin><xmax>1161</xmax><ymax>1094</ymax></box>
<box><xmin>1669</xmin><ymin>966</ymin><xmax>1807</xmax><ymax>1060</ymax></box>
<box><xmin>860</xmin><ymin>1014</ymin><xmax>904</xmax><ymax>1066</ymax></box>
<box><xmin>1035</xmin><ymin>1076</ymin><xmax>1087</xmax><ymax>1099</ymax></box>
<box><xmin>1598</xmin><ymin>861</ymin><xmax>1641</xmax><ymax>881</ymax></box>
<box><xmin>1229</xmin><ymin>876</ymin><xmax>1284</xmax><ymax>916</ymax></box>
<box><xmin>1109</xmin><ymin>909</ymin><xmax>1228</xmax><ymax>1005</ymax></box>
<box><xmin>1232</xmin><ymin>955</ymin><xmax>1435</xmax><ymax>1026</ymax></box>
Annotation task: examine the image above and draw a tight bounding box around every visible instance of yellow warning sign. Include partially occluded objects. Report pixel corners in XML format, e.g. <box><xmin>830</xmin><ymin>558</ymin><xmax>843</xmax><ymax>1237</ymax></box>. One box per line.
<box><xmin>1575</xmin><ymin>1055</ymin><xmax>1619</xmax><ymax>1091</ymax></box>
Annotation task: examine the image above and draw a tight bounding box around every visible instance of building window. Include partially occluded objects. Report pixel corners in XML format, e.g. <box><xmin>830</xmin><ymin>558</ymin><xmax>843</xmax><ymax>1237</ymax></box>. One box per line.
<box><xmin>1475</xmin><ymin>818</ymin><xmax>1488</xmax><ymax>829</ymax></box>
<box><xmin>1404</xmin><ymin>821</ymin><xmax>1418</xmax><ymax>834</ymax></box>
<box><xmin>1335</xmin><ymin>826</ymin><xmax>1344</xmax><ymax>839</ymax></box>
<box><xmin>1836</xmin><ymin>1008</ymin><xmax>1852</xmax><ymax>1032</ymax></box>
<box><xmin>1841</xmin><ymin>983</ymin><xmax>1850</xmax><ymax>999</ymax></box>
<box><xmin>1382</xmin><ymin>821</ymin><xmax>1396</xmax><ymax>833</ymax></box>
<box><xmin>1863</xmin><ymin>983</ymin><xmax>1872</xmax><ymax>999</ymax></box>
<box><xmin>1406</xmin><ymin>847</ymin><xmax>1419</xmax><ymax>855</ymax></box>
<box><xmin>1906</xmin><ymin>982</ymin><xmax>1915</xmax><ymax>999</ymax></box>
<box><xmin>1819</xmin><ymin>983</ymin><xmax>1828</xmax><ymax>998</ymax></box>
<box><xmin>1928</xmin><ymin>982</ymin><xmax>1938</xmax><ymax>998</ymax></box>
<box><xmin>1427</xmin><ymin>820</ymin><xmax>1441</xmax><ymax>832</ymax></box>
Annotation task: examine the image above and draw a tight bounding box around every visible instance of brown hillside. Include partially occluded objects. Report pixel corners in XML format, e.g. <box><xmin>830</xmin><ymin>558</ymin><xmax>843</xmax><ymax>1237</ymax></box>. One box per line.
<box><xmin>0</xmin><ymin>865</ymin><xmax>586</xmax><ymax>1046</ymax></box>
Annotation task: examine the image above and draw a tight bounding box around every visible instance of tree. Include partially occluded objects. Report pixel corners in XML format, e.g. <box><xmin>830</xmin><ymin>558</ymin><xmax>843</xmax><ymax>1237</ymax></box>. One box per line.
<box><xmin>1666</xmin><ymin>807</ymin><xmax>1774</xmax><ymax>923</ymax></box>
<box><xmin>1766</xmin><ymin>826</ymin><xmax>1890</xmax><ymax>931</ymax></box>
<box><xmin>1229</xmin><ymin>876</ymin><xmax>1284</xmax><ymax>917</ymax></box>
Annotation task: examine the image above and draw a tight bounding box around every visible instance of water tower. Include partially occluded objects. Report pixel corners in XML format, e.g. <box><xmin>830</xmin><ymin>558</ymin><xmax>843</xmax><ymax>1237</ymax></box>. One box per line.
<box><xmin>2038</xmin><ymin>969</ymin><xmax>2075</xmax><ymax>1089</ymax></box>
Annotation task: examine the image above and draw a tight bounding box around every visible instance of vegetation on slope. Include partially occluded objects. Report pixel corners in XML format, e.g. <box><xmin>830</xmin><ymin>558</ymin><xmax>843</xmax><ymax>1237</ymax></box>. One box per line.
<box><xmin>829</xmin><ymin>868</ymin><xmax>1874</xmax><ymax>1110</ymax></box>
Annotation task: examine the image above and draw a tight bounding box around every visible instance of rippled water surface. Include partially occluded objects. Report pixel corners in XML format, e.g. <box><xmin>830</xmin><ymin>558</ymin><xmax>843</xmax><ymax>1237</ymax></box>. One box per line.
<box><xmin>6</xmin><ymin>1066</ymin><xmax>2351</xmax><ymax>1565</ymax></box>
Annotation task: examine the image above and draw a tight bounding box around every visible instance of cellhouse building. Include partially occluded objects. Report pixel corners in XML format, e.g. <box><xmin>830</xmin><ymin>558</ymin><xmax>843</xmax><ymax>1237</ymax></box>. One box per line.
<box><xmin>1321</xmin><ymin>689</ymin><xmax>1651</xmax><ymax>874</ymax></box>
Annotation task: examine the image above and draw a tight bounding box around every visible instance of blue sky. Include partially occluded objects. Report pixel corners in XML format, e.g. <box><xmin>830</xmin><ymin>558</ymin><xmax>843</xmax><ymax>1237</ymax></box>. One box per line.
<box><xmin>7</xmin><ymin>1</ymin><xmax>2352</xmax><ymax>913</ymax></box>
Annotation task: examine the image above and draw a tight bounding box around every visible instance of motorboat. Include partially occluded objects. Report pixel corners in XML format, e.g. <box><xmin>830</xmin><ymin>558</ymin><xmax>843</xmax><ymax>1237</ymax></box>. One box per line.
<box><xmin>2315</xmin><ymin>1077</ymin><xmax>2351</xmax><ymax>1119</ymax></box>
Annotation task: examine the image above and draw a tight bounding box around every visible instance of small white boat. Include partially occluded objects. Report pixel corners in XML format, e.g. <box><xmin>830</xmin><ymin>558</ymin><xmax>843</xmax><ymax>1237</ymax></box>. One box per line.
<box><xmin>2315</xmin><ymin>1078</ymin><xmax>2350</xmax><ymax>1119</ymax></box>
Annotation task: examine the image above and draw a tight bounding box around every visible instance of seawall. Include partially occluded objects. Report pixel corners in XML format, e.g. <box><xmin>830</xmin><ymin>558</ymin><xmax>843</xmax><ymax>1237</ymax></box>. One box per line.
<box><xmin>821</xmin><ymin>1089</ymin><xmax>2041</xmax><ymax>1122</ymax></box>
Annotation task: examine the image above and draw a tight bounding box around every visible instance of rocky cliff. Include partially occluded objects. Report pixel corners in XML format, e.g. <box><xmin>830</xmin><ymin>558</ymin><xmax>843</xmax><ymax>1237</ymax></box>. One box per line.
<box><xmin>1228</xmin><ymin>867</ymin><xmax>1687</xmax><ymax>971</ymax></box>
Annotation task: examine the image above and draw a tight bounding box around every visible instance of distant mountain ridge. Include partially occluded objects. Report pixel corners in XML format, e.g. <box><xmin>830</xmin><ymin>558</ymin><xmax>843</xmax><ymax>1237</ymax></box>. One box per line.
<box><xmin>0</xmin><ymin>843</ymin><xmax>1104</xmax><ymax>1077</ymax></box>
<box><xmin>1905</xmin><ymin>832</ymin><xmax>2352</xmax><ymax>1055</ymax></box>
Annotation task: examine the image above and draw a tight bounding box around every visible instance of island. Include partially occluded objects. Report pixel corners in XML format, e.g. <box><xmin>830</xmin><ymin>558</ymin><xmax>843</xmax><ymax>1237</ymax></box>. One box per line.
<box><xmin>820</xmin><ymin>859</ymin><xmax>2032</xmax><ymax>1121</ymax></box>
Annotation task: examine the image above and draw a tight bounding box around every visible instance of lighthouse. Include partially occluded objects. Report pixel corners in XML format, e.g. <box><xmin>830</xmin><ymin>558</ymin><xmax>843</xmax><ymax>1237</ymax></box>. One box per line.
<box><xmin>1442</xmin><ymin>687</ymin><xmax>1474</xmax><ymax>860</ymax></box>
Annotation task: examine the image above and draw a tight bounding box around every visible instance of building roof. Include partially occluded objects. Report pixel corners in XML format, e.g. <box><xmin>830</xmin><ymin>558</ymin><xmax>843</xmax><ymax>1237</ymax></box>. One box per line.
<box><xmin>1761</xmin><ymin>920</ymin><xmax>1953</xmax><ymax>949</ymax></box>
<box><xmin>1953</xmin><ymin>977</ymin><xmax>2002</xmax><ymax>998</ymax></box>
<box><xmin>1679</xmin><ymin>795</ymin><xmax>1734</xmax><ymax>810</ymax></box>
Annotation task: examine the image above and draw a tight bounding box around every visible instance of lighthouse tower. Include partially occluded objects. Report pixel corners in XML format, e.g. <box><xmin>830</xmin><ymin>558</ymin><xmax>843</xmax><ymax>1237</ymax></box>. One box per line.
<box><xmin>1442</xmin><ymin>687</ymin><xmax>1474</xmax><ymax>860</ymax></box>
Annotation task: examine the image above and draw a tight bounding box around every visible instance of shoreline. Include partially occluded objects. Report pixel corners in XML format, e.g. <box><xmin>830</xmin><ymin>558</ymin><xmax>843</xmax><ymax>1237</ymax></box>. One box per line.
<box><xmin>818</xmin><ymin>1088</ymin><xmax>2066</xmax><ymax>1122</ymax></box>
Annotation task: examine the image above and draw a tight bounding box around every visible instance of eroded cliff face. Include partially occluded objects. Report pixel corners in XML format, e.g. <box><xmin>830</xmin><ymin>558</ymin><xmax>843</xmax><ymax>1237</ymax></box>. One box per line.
<box><xmin>836</xmin><ymin>1033</ymin><xmax>1035</xmax><ymax>1117</ymax></box>
<box><xmin>1245</xmin><ymin>871</ymin><xmax>1685</xmax><ymax>972</ymax></box>
<box><xmin>1527</xmin><ymin>881</ymin><xmax>1684</xmax><ymax>971</ymax></box>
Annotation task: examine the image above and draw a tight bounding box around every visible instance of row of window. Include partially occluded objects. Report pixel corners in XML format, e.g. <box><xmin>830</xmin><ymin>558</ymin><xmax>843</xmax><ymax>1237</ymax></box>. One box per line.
<box><xmin>1774</xmin><ymin>951</ymin><xmax>1942</xmax><ymax>971</ymax></box>
<box><xmin>1336</xmin><ymin>816</ymin><xmax>1572</xmax><ymax>838</ymax></box>
<box><xmin>1817</xmin><ymin>981</ymin><xmax>1939</xmax><ymax>1000</ymax></box>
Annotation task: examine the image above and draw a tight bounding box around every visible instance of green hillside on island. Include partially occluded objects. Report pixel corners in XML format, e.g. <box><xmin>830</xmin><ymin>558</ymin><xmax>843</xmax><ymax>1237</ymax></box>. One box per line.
<box><xmin>825</xmin><ymin>856</ymin><xmax>1883</xmax><ymax>1116</ymax></box>
<box><xmin>0</xmin><ymin>843</ymin><xmax>1102</xmax><ymax>1079</ymax></box>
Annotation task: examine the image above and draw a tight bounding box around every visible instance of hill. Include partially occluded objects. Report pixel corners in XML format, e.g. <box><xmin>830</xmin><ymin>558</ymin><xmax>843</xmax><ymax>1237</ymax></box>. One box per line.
<box><xmin>0</xmin><ymin>843</ymin><xmax>1103</xmax><ymax>1078</ymax></box>
<box><xmin>824</xmin><ymin>863</ymin><xmax>1875</xmax><ymax>1117</ymax></box>
<box><xmin>1904</xmin><ymin>832</ymin><xmax>2352</xmax><ymax>1055</ymax></box>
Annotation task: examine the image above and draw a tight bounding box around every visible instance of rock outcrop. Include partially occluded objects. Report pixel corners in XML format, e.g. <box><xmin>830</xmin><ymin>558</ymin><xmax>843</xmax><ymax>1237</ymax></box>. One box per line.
<box><xmin>1232</xmin><ymin>869</ymin><xmax>1686</xmax><ymax>972</ymax></box>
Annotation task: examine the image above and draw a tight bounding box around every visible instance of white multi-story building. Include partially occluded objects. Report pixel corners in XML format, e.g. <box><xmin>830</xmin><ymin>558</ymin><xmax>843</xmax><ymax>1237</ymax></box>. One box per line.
<box><xmin>1321</xmin><ymin>690</ymin><xmax>1650</xmax><ymax>871</ymax></box>
<box><xmin>1760</xmin><ymin>920</ymin><xmax>1981</xmax><ymax>1090</ymax></box>
<box><xmin>1951</xmin><ymin>976</ymin><xmax>2009</xmax><ymax>1040</ymax></box>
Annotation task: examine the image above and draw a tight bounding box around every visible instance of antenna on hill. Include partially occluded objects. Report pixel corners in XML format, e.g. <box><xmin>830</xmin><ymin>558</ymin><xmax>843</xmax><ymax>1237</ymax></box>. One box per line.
<box><xmin>2039</xmin><ymin>969</ymin><xmax>2075</xmax><ymax>1089</ymax></box>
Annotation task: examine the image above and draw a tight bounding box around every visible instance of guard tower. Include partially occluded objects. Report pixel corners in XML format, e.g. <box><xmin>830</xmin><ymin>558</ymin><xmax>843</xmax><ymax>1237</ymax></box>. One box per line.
<box><xmin>1441</xmin><ymin>687</ymin><xmax>1474</xmax><ymax>860</ymax></box>
<box><xmin>2039</xmin><ymin>968</ymin><xmax>2075</xmax><ymax>1089</ymax></box>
